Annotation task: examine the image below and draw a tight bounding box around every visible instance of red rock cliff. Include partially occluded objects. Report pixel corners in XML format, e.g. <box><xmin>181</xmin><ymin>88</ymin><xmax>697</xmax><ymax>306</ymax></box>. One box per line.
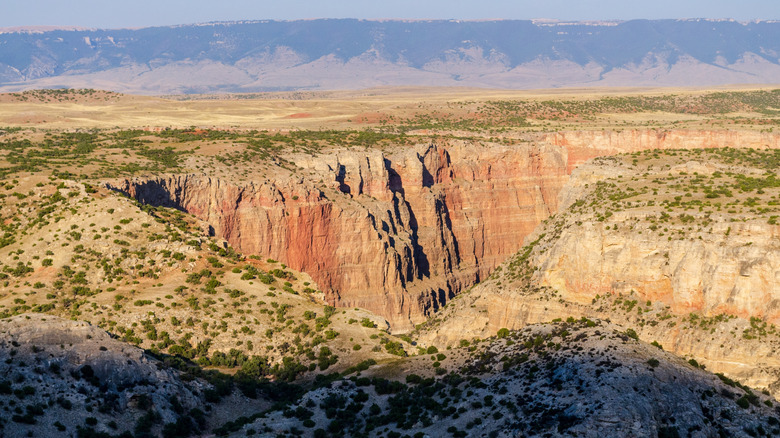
<box><xmin>111</xmin><ymin>130</ymin><xmax>780</xmax><ymax>330</ymax></box>
<box><xmin>111</xmin><ymin>140</ymin><xmax>568</xmax><ymax>330</ymax></box>
<box><xmin>542</xmin><ymin>129</ymin><xmax>780</xmax><ymax>171</ymax></box>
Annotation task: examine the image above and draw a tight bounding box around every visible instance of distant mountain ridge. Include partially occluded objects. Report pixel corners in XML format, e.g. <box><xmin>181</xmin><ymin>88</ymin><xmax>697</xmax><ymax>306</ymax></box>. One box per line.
<box><xmin>1</xmin><ymin>19</ymin><xmax>780</xmax><ymax>94</ymax></box>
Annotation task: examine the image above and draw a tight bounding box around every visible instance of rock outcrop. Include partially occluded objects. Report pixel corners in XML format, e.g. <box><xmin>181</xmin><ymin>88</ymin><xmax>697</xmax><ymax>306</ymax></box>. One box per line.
<box><xmin>110</xmin><ymin>130</ymin><xmax>780</xmax><ymax>331</ymax></box>
<box><xmin>419</xmin><ymin>146</ymin><xmax>780</xmax><ymax>394</ymax></box>
<box><xmin>528</xmin><ymin>147</ymin><xmax>780</xmax><ymax>323</ymax></box>
<box><xmin>535</xmin><ymin>217</ymin><xmax>780</xmax><ymax>319</ymax></box>
<box><xmin>543</xmin><ymin>129</ymin><xmax>780</xmax><ymax>171</ymax></box>
<box><xmin>0</xmin><ymin>314</ymin><xmax>207</xmax><ymax>437</ymax></box>
<box><xmin>111</xmin><ymin>140</ymin><xmax>568</xmax><ymax>330</ymax></box>
<box><xmin>241</xmin><ymin>320</ymin><xmax>780</xmax><ymax>438</ymax></box>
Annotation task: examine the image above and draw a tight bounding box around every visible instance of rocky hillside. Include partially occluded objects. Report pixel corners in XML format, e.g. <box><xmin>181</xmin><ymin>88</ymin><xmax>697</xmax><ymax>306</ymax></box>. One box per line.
<box><xmin>226</xmin><ymin>319</ymin><xmax>780</xmax><ymax>437</ymax></box>
<box><xmin>0</xmin><ymin>172</ymin><xmax>415</xmax><ymax>384</ymax></box>
<box><xmin>0</xmin><ymin>314</ymin><xmax>209</xmax><ymax>437</ymax></box>
<box><xmin>420</xmin><ymin>146</ymin><xmax>780</xmax><ymax>395</ymax></box>
<box><xmin>3</xmin><ymin>314</ymin><xmax>778</xmax><ymax>438</ymax></box>
<box><xmin>2</xmin><ymin>19</ymin><xmax>780</xmax><ymax>93</ymax></box>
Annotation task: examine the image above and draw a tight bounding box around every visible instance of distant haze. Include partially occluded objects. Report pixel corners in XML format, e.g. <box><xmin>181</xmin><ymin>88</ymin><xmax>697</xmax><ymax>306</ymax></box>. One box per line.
<box><xmin>2</xmin><ymin>0</ymin><xmax>779</xmax><ymax>29</ymax></box>
<box><xmin>1</xmin><ymin>19</ymin><xmax>780</xmax><ymax>94</ymax></box>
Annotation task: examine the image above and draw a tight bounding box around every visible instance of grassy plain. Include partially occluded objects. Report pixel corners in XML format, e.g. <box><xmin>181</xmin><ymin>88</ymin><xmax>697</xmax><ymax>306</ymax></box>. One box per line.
<box><xmin>1</xmin><ymin>85</ymin><xmax>778</xmax><ymax>132</ymax></box>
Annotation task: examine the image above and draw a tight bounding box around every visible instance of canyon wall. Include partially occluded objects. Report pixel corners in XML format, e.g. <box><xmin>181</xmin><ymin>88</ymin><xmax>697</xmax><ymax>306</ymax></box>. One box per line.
<box><xmin>418</xmin><ymin>138</ymin><xmax>780</xmax><ymax>393</ymax></box>
<box><xmin>110</xmin><ymin>130</ymin><xmax>780</xmax><ymax>331</ymax></box>
<box><xmin>535</xmin><ymin>217</ymin><xmax>780</xmax><ymax>320</ymax></box>
<box><xmin>543</xmin><ymin>129</ymin><xmax>780</xmax><ymax>171</ymax></box>
<box><xmin>111</xmin><ymin>140</ymin><xmax>568</xmax><ymax>330</ymax></box>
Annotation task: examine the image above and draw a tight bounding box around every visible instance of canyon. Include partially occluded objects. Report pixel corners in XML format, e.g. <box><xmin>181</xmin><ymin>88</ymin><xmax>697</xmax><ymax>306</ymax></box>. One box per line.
<box><xmin>111</xmin><ymin>140</ymin><xmax>568</xmax><ymax>331</ymax></box>
<box><xmin>2</xmin><ymin>88</ymin><xmax>780</xmax><ymax>436</ymax></box>
<box><xmin>419</xmin><ymin>145</ymin><xmax>780</xmax><ymax>393</ymax></box>
<box><xmin>111</xmin><ymin>129</ymin><xmax>780</xmax><ymax>332</ymax></box>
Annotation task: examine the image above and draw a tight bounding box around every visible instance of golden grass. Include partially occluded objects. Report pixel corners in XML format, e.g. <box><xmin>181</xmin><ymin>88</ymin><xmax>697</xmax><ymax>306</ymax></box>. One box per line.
<box><xmin>1</xmin><ymin>85</ymin><xmax>778</xmax><ymax>132</ymax></box>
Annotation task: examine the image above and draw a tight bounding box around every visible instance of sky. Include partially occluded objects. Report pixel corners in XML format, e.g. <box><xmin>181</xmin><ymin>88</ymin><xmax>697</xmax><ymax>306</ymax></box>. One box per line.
<box><xmin>3</xmin><ymin>0</ymin><xmax>780</xmax><ymax>29</ymax></box>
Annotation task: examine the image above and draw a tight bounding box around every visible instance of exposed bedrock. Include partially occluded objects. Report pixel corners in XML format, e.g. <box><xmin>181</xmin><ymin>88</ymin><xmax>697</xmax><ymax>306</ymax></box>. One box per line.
<box><xmin>543</xmin><ymin>129</ymin><xmax>780</xmax><ymax>171</ymax></box>
<box><xmin>110</xmin><ymin>140</ymin><xmax>566</xmax><ymax>330</ymax></box>
<box><xmin>109</xmin><ymin>130</ymin><xmax>780</xmax><ymax>331</ymax></box>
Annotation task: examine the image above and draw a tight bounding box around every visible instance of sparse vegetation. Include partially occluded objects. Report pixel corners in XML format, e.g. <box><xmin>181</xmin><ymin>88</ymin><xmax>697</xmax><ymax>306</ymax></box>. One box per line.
<box><xmin>0</xmin><ymin>87</ymin><xmax>778</xmax><ymax>437</ymax></box>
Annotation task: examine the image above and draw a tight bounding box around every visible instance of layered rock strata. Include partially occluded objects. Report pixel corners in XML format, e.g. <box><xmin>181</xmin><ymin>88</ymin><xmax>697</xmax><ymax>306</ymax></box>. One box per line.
<box><xmin>544</xmin><ymin>129</ymin><xmax>780</xmax><ymax>171</ymax></box>
<box><xmin>418</xmin><ymin>145</ymin><xmax>780</xmax><ymax>393</ymax></box>
<box><xmin>111</xmin><ymin>140</ymin><xmax>567</xmax><ymax>330</ymax></box>
<box><xmin>111</xmin><ymin>130</ymin><xmax>780</xmax><ymax>331</ymax></box>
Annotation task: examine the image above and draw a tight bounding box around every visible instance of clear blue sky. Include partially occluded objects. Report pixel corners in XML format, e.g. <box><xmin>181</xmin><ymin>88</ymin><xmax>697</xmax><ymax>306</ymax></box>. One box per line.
<box><xmin>4</xmin><ymin>0</ymin><xmax>779</xmax><ymax>29</ymax></box>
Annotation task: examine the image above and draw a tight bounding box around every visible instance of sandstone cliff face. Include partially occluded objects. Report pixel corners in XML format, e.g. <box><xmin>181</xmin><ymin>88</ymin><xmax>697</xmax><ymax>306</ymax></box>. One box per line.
<box><xmin>109</xmin><ymin>130</ymin><xmax>780</xmax><ymax>330</ymax></box>
<box><xmin>528</xmin><ymin>147</ymin><xmax>780</xmax><ymax>323</ymax></box>
<box><xmin>535</xmin><ymin>218</ymin><xmax>780</xmax><ymax>319</ymax></box>
<box><xmin>542</xmin><ymin>129</ymin><xmax>780</xmax><ymax>171</ymax></box>
<box><xmin>110</xmin><ymin>140</ymin><xmax>568</xmax><ymax>330</ymax></box>
<box><xmin>419</xmin><ymin>145</ymin><xmax>780</xmax><ymax>393</ymax></box>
